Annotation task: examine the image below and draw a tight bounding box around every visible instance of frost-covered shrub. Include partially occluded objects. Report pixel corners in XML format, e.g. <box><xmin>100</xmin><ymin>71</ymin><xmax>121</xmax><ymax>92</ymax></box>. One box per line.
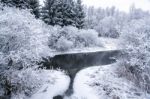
<box><xmin>0</xmin><ymin>6</ymin><xmax>51</xmax><ymax>59</ymax></box>
<box><xmin>55</xmin><ymin>37</ymin><xmax>74</xmax><ymax>51</ymax></box>
<box><xmin>48</xmin><ymin>26</ymin><xmax>101</xmax><ymax>51</ymax></box>
<box><xmin>1</xmin><ymin>66</ymin><xmax>45</xmax><ymax>97</ymax></box>
<box><xmin>76</xmin><ymin>29</ymin><xmax>100</xmax><ymax>47</ymax></box>
<box><xmin>94</xmin><ymin>16</ymin><xmax>120</xmax><ymax>38</ymax></box>
<box><xmin>48</xmin><ymin>26</ymin><xmax>76</xmax><ymax>51</ymax></box>
<box><xmin>117</xmin><ymin>18</ymin><xmax>150</xmax><ymax>93</ymax></box>
<box><xmin>0</xmin><ymin>6</ymin><xmax>51</xmax><ymax>97</ymax></box>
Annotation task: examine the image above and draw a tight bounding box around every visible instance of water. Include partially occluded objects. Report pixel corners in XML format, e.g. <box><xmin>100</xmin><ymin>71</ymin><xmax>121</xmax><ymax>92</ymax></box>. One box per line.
<box><xmin>41</xmin><ymin>50</ymin><xmax>120</xmax><ymax>98</ymax></box>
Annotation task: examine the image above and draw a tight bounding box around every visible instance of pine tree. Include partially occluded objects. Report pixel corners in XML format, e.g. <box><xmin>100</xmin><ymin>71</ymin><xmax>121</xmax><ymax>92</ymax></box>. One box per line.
<box><xmin>61</xmin><ymin>0</ymin><xmax>76</xmax><ymax>26</ymax></box>
<box><xmin>75</xmin><ymin>0</ymin><xmax>85</xmax><ymax>29</ymax></box>
<box><xmin>41</xmin><ymin>0</ymin><xmax>56</xmax><ymax>25</ymax></box>
<box><xmin>27</xmin><ymin>0</ymin><xmax>40</xmax><ymax>18</ymax></box>
<box><xmin>41</xmin><ymin>0</ymin><xmax>74</xmax><ymax>26</ymax></box>
<box><xmin>0</xmin><ymin>0</ymin><xmax>28</xmax><ymax>9</ymax></box>
<box><xmin>41</xmin><ymin>0</ymin><xmax>85</xmax><ymax>27</ymax></box>
<box><xmin>0</xmin><ymin>0</ymin><xmax>40</xmax><ymax>18</ymax></box>
<box><xmin>54</xmin><ymin>0</ymin><xmax>64</xmax><ymax>26</ymax></box>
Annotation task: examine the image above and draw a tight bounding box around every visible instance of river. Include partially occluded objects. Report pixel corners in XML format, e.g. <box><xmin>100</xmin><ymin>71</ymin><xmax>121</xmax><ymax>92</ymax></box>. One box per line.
<box><xmin>41</xmin><ymin>50</ymin><xmax>120</xmax><ymax>99</ymax></box>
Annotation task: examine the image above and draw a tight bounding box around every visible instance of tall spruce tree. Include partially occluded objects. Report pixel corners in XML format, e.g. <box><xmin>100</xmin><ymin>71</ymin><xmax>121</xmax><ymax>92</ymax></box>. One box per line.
<box><xmin>0</xmin><ymin>0</ymin><xmax>40</xmax><ymax>18</ymax></box>
<box><xmin>0</xmin><ymin>0</ymin><xmax>28</xmax><ymax>9</ymax></box>
<box><xmin>75</xmin><ymin>0</ymin><xmax>85</xmax><ymax>29</ymax></box>
<box><xmin>41</xmin><ymin>0</ymin><xmax>56</xmax><ymax>25</ymax></box>
<box><xmin>42</xmin><ymin>0</ymin><xmax>77</xmax><ymax>26</ymax></box>
<box><xmin>27</xmin><ymin>0</ymin><xmax>40</xmax><ymax>18</ymax></box>
<box><xmin>62</xmin><ymin>0</ymin><xmax>76</xmax><ymax>26</ymax></box>
<box><xmin>54</xmin><ymin>0</ymin><xmax>64</xmax><ymax>26</ymax></box>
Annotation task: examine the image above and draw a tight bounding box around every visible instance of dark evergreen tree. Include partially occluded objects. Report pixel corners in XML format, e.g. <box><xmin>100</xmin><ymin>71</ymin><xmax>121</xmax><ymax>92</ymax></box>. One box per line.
<box><xmin>41</xmin><ymin>0</ymin><xmax>57</xmax><ymax>25</ymax></box>
<box><xmin>54</xmin><ymin>0</ymin><xmax>64</xmax><ymax>26</ymax></box>
<box><xmin>41</xmin><ymin>0</ymin><xmax>76</xmax><ymax>26</ymax></box>
<box><xmin>41</xmin><ymin>0</ymin><xmax>85</xmax><ymax>28</ymax></box>
<box><xmin>61</xmin><ymin>0</ymin><xmax>76</xmax><ymax>26</ymax></box>
<box><xmin>0</xmin><ymin>0</ymin><xmax>40</xmax><ymax>18</ymax></box>
<box><xmin>75</xmin><ymin>0</ymin><xmax>85</xmax><ymax>29</ymax></box>
<box><xmin>27</xmin><ymin>0</ymin><xmax>40</xmax><ymax>18</ymax></box>
<box><xmin>0</xmin><ymin>0</ymin><xmax>28</xmax><ymax>9</ymax></box>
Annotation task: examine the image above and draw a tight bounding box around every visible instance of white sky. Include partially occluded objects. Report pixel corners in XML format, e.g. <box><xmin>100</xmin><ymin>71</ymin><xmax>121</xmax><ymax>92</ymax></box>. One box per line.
<box><xmin>40</xmin><ymin>0</ymin><xmax>150</xmax><ymax>12</ymax></box>
<box><xmin>83</xmin><ymin>0</ymin><xmax>150</xmax><ymax>12</ymax></box>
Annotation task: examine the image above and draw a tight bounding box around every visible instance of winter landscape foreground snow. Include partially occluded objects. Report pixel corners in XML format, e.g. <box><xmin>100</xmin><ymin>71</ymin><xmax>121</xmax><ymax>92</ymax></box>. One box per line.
<box><xmin>26</xmin><ymin>64</ymin><xmax>150</xmax><ymax>99</ymax></box>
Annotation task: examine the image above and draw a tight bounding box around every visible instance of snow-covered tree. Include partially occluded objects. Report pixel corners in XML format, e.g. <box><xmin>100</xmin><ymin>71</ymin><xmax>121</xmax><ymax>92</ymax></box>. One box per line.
<box><xmin>41</xmin><ymin>0</ymin><xmax>84</xmax><ymax>28</ymax></box>
<box><xmin>0</xmin><ymin>0</ymin><xmax>40</xmax><ymax>18</ymax></box>
<box><xmin>27</xmin><ymin>0</ymin><xmax>40</xmax><ymax>18</ymax></box>
<box><xmin>118</xmin><ymin>17</ymin><xmax>150</xmax><ymax>93</ymax></box>
<box><xmin>85</xmin><ymin>6</ymin><xmax>97</xmax><ymax>29</ymax></box>
<box><xmin>84</xmin><ymin>6</ymin><xmax>125</xmax><ymax>38</ymax></box>
<box><xmin>41</xmin><ymin>0</ymin><xmax>63</xmax><ymax>26</ymax></box>
<box><xmin>0</xmin><ymin>0</ymin><xmax>29</xmax><ymax>8</ymax></box>
<box><xmin>94</xmin><ymin>16</ymin><xmax>120</xmax><ymax>38</ymax></box>
<box><xmin>75</xmin><ymin>0</ymin><xmax>85</xmax><ymax>29</ymax></box>
<box><xmin>48</xmin><ymin>26</ymin><xmax>101</xmax><ymax>51</ymax></box>
<box><xmin>62</xmin><ymin>0</ymin><xmax>76</xmax><ymax>26</ymax></box>
<box><xmin>0</xmin><ymin>6</ymin><xmax>51</xmax><ymax>97</ymax></box>
<box><xmin>129</xmin><ymin>5</ymin><xmax>149</xmax><ymax>20</ymax></box>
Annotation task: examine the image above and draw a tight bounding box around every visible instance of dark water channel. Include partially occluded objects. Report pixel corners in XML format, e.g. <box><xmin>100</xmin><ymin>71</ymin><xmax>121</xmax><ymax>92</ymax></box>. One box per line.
<box><xmin>41</xmin><ymin>50</ymin><xmax>120</xmax><ymax>99</ymax></box>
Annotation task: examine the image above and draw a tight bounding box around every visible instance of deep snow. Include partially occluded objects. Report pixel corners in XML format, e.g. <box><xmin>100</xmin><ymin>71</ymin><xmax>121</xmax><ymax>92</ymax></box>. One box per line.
<box><xmin>29</xmin><ymin>64</ymin><xmax>149</xmax><ymax>99</ymax></box>
<box><xmin>29</xmin><ymin>70</ymin><xmax>70</xmax><ymax>99</ymax></box>
<box><xmin>65</xmin><ymin>64</ymin><xmax>149</xmax><ymax>99</ymax></box>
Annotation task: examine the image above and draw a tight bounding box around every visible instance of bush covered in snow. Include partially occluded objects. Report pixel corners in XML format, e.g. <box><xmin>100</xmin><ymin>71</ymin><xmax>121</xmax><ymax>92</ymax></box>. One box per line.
<box><xmin>117</xmin><ymin>17</ymin><xmax>150</xmax><ymax>93</ymax></box>
<box><xmin>85</xmin><ymin>7</ymin><xmax>129</xmax><ymax>38</ymax></box>
<box><xmin>48</xmin><ymin>26</ymin><xmax>101</xmax><ymax>51</ymax></box>
<box><xmin>0</xmin><ymin>5</ymin><xmax>51</xmax><ymax>97</ymax></box>
<box><xmin>94</xmin><ymin>16</ymin><xmax>120</xmax><ymax>38</ymax></box>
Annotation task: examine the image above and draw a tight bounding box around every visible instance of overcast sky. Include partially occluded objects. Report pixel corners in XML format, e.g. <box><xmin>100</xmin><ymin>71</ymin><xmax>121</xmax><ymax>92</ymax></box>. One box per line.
<box><xmin>40</xmin><ymin>0</ymin><xmax>150</xmax><ymax>12</ymax></box>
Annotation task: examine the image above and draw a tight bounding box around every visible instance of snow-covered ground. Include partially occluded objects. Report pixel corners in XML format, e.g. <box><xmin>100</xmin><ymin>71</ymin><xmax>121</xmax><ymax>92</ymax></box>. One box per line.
<box><xmin>66</xmin><ymin>64</ymin><xmax>148</xmax><ymax>99</ymax></box>
<box><xmin>29</xmin><ymin>64</ymin><xmax>149</xmax><ymax>99</ymax></box>
<box><xmin>99</xmin><ymin>37</ymin><xmax>119</xmax><ymax>50</ymax></box>
<box><xmin>29</xmin><ymin>70</ymin><xmax>70</xmax><ymax>99</ymax></box>
<box><xmin>50</xmin><ymin>37</ymin><xmax>119</xmax><ymax>56</ymax></box>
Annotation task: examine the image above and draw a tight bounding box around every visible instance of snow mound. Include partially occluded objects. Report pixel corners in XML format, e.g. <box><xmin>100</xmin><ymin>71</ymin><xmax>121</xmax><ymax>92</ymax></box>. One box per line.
<box><xmin>70</xmin><ymin>64</ymin><xmax>147</xmax><ymax>99</ymax></box>
<box><xmin>29</xmin><ymin>70</ymin><xmax>70</xmax><ymax>99</ymax></box>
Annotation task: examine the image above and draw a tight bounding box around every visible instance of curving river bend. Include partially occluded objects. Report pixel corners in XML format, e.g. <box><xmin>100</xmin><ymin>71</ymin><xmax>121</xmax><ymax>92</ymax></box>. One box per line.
<box><xmin>41</xmin><ymin>50</ymin><xmax>120</xmax><ymax>99</ymax></box>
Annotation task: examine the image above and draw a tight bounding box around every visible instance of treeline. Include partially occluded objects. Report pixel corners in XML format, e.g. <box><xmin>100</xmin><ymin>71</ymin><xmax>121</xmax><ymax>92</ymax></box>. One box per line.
<box><xmin>84</xmin><ymin>5</ymin><xmax>150</xmax><ymax>38</ymax></box>
<box><xmin>0</xmin><ymin>0</ymin><xmax>85</xmax><ymax>29</ymax></box>
<box><xmin>0</xmin><ymin>0</ymin><xmax>40</xmax><ymax>18</ymax></box>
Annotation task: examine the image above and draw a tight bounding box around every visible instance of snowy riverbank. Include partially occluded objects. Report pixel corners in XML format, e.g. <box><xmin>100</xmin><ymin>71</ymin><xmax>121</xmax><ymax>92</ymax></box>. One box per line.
<box><xmin>27</xmin><ymin>64</ymin><xmax>150</xmax><ymax>99</ymax></box>
<box><xmin>66</xmin><ymin>64</ymin><xmax>149</xmax><ymax>99</ymax></box>
<box><xmin>28</xmin><ymin>70</ymin><xmax>70</xmax><ymax>99</ymax></box>
<box><xmin>50</xmin><ymin>37</ymin><xmax>119</xmax><ymax>56</ymax></box>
